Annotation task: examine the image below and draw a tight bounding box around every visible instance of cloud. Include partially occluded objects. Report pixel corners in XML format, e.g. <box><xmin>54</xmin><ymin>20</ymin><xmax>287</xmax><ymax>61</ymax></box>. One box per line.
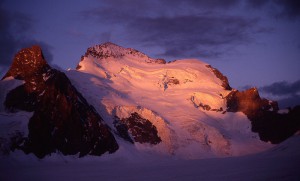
<box><xmin>161</xmin><ymin>0</ymin><xmax>239</xmax><ymax>9</ymax></box>
<box><xmin>82</xmin><ymin>0</ymin><xmax>268</xmax><ymax>59</ymax></box>
<box><xmin>127</xmin><ymin>15</ymin><xmax>259</xmax><ymax>58</ymax></box>
<box><xmin>274</xmin><ymin>0</ymin><xmax>300</xmax><ymax>19</ymax></box>
<box><xmin>0</xmin><ymin>3</ymin><xmax>53</xmax><ymax>67</ymax></box>
<box><xmin>259</xmin><ymin>80</ymin><xmax>300</xmax><ymax>108</ymax></box>
<box><xmin>246</xmin><ymin>0</ymin><xmax>270</xmax><ymax>8</ymax></box>
<box><xmin>91</xmin><ymin>0</ymin><xmax>240</xmax><ymax>16</ymax></box>
<box><xmin>277</xmin><ymin>95</ymin><xmax>300</xmax><ymax>109</ymax></box>
<box><xmin>246</xmin><ymin>0</ymin><xmax>300</xmax><ymax>20</ymax></box>
<box><xmin>260</xmin><ymin>80</ymin><xmax>300</xmax><ymax>96</ymax></box>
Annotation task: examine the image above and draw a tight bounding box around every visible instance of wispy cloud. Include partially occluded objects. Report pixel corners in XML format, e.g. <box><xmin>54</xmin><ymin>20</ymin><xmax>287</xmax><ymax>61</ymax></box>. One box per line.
<box><xmin>260</xmin><ymin>80</ymin><xmax>300</xmax><ymax>96</ymax></box>
<box><xmin>0</xmin><ymin>1</ymin><xmax>53</xmax><ymax>66</ymax></box>
<box><xmin>246</xmin><ymin>0</ymin><xmax>300</xmax><ymax>20</ymax></box>
<box><xmin>259</xmin><ymin>80</ymin><xmax>300</xmax><ymax>108</ymax></box>
<box><xmin>128</xmin><ymin>15</ymin><xmax>260</xmax><ymax>58</ymax></box>
<box><xmin>81</xmin><ymin>0</ymin><xmax>269</xmax><ymax>59</ymax></box>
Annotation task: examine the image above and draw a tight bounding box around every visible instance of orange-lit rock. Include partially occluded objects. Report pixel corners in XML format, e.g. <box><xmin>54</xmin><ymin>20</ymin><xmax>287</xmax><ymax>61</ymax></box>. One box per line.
<box><xmin>2</xmin><ymin>46</ymin><xmax>118</xmax><ymax>158</ymax></box>
<box><xmin>226</xmin><ymin>88</ymin><xmax>300</xmax><ymax>143</ymax></box>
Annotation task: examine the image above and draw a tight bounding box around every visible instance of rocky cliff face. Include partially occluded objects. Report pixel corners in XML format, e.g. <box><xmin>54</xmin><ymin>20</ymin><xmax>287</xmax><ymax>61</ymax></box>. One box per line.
<box><xmin>226</xmin><ymin>88</ymin><xmax>300</xmax><ymax>143</ymax></box>
<box><xmin>2</xmin><ymin>46</ymin><xmax>118</xmax><ymax>158</ymax></box>
<box><xmin>205</xmin><ymin>65</ymin><xmax>231</xmax><ymax>90</ymax></box>
<box><xmin>114</xmin><ymin>112</ymin><xmax>162</xmax><ymax>145</ymax></box>
<box><xmin>226</xmin><ymin>88</ymin><xmax>278</xmax><ymax>114</ymax></box>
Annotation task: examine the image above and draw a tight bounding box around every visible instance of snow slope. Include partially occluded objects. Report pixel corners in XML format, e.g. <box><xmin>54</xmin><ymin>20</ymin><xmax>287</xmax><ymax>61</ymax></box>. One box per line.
<box><xmin>67</xmin><ymin>42</ymin><xmax>272</xmax><ymax>158</ymax></box>
<box><xmin>0</xmin><ymin>135</ymin><xmax>299</xmax><ymax>181</ymax></box>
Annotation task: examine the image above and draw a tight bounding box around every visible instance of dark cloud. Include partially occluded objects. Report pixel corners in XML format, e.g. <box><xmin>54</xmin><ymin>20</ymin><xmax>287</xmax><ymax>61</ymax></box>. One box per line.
<box><xmin>259</xmin><ymin>80</ymin><xmax>300</xmax><ymax>108</ymax></box>
<box><xmin>84</xmin><ymin>0</ymin><xmax>240</xmax><ymax>24</ymax></box>
<box><xmin>274</xmin><ymin>0</ymin><xmax>300</xmax><ymax>19</ymax></box>
<box><xmin>96</xmin><ymin>0</ymin><xmax>239</xmax><ymax>12</ymax></box>
<box><xmin>277</xmin><ymin>95</ymin><xmax>300</xmax><ymax>109</ymax></box>
<box><xmin>246</xmin><ymin>0</ymin><xmax>270</xmax><ymax>8</ymax></box>
<box><xmin>246</xmin><ymin>0</ymin><xmax>300</xmax><ymax>20</ymax></box>
<box><xmin>82</xmin><ymin>1</ymin><xmax>268</xmax><ymax>59</ymax></box>
<box><xmin>86</xmin><ymin>0</ymin><xmax>240</xmax><ymax>23</ymax></box>
<box><xmin>82</xmin><ymin>0</ymin><xmax>157</xmax><ymax>23</ymax></box>
<box><xmin>128</xmin><ymin>15</ymin><xmax>259</xmax><ymax>58</ymax></box>
<box><xmin>180</xmin><ymin>0</ymin><xmax>239</xmax><ymax>8</ymax></box>
<box><xmin>260</xmin><ymin>80</ymin><xmax>300</xmax><ymax>96</ymax></box>
<box><xmin>0</xmin><ymin>3</ymin><xmax>53</xmax><ymax>67</ymax></box>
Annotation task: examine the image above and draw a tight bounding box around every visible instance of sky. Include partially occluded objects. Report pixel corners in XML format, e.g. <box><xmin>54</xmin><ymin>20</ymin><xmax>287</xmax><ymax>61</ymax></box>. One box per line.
<box><xmin>0</xmin><ymin>0</ymin><xmax>299</xmax><ymax>108</ymax></box>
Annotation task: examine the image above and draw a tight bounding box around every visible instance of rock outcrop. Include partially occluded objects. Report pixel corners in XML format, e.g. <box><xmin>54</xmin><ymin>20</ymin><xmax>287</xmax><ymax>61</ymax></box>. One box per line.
<box><xmin>2</xmin><ymin>46</ymin><xmax>119</xmax><ymax>158</ymax></box>
<box><xmin>226</xmin><ymin>88</ymin><xmax>278</xmax><ymax>115</ymax></box>
<box><xmin>226</xmin><ymin>88</ymin><xmax>300</xmax><ymax>143</ymax></box>
<box><xmin>114</xmin><ymin>112</ymin><xmax>162</xmax><ymax>145</ymax></box>
<box><xmin>206</xmin><ymin>65</ymin><xmax>232</xmax><ymax>90</ymax></box>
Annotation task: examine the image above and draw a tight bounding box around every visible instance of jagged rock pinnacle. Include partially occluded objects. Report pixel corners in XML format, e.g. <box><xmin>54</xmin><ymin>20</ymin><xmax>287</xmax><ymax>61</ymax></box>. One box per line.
<box><xmin>2</xmin><ymin>45</ymin><xmax>119</xmax><ymax>158</ymax></box>
<box><xmin>2</xmin><ymin>45</ymin><xmax>50</xmax><ymax>80</ymax></box>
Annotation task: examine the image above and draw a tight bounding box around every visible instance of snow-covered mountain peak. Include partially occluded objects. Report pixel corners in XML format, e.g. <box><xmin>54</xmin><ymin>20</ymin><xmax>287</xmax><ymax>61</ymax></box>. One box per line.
<box><xmin>80</xmin><ymin>42</ymin><xmax>166</xmax><ymax>66</ymax></box>
<box><xmin>86</xmin><ymin>42</ymin><xmax>127</xmax><ymax>59</ymax></box>
<box><xmin>1</xmin><ymin>43</ymin><xmax>299</xmax><ymax>161</ymax></box>
<box><xmin>77</xmin><ymin>44</ymin><xmax>231</xmax><ymax>94</ymax></box>
<box><xmin>69</xmin><ymin>42</ymin><xmax>280</xmax><ymax>158</ymax></box>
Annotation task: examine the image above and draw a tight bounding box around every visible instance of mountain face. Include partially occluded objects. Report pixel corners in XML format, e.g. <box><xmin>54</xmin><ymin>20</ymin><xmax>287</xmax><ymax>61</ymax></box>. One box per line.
<box><xmin>1</xmin><ymin>43</ymin><xmax>299</xmax><ymax>159</ymax></box>
<box><xmin>1</xmin><ymin>46</ymin><xmax>118</xmax><ymax>158</ymax></box>
<box><xmin>71</xmin><ymin>42</ymin><xmax>299</xmax><ymax>158</ymax></box>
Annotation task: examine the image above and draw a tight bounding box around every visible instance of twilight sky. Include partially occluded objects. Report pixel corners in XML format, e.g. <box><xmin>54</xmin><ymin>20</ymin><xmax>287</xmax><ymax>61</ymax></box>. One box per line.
<box><xmin>0</xmin><ymin>0</ymin><xmax>300</xmax><ymax>108</ymax></box>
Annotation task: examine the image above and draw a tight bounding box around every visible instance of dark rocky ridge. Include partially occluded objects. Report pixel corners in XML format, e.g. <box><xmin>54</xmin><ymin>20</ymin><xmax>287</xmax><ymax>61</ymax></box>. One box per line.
<box><xmin>2</xmin><ymin>46</ymin><xmax>119</xmax><ymax>158</ymax></box>
<box><xmin>114</xmin><ymin>113</ymin><xmax>161</xmax><ymax>145</ymax></box>
<box><xmin>226</xmin><ymin>88</ymin><xmax>300</xmax><ymax>143</ymax></box>
<box><xmin>76</xmin><ymin>42</ymin><xmax>165</xmax><ymax>70</ymax></box>
<box><xmin>206</xmin><ymin>65</ymin><xmax>232</xmax><ymax>90</ymax></box>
